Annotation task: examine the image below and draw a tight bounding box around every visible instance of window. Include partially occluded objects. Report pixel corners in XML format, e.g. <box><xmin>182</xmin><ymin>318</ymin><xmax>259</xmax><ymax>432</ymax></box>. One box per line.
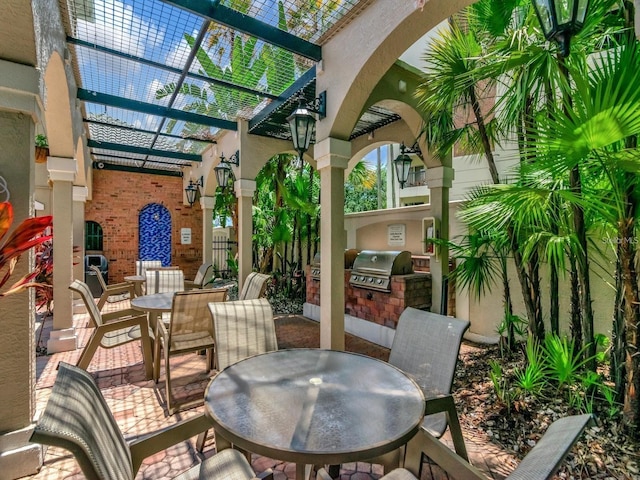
<box><xmin>85</xmin><ymin>221</ymin><xmax>103</xmax><ymax>251</ymax></box>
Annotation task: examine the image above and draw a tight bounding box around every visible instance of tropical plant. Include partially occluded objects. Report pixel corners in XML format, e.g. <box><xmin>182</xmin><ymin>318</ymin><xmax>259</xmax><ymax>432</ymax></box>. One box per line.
<box><xmin>542</xmin><ymin>334</ymin><xmax>592</xmax><ymax>389</ymax></box>
<box><xmin>514</xmin><ymin>336</ymin><xmax>547</xmax><ymax>394</ymax></box>
<box><xmin>0</xmin><ymin>202</ymin><xmax>53</xmax><ymax>297</ymax></box>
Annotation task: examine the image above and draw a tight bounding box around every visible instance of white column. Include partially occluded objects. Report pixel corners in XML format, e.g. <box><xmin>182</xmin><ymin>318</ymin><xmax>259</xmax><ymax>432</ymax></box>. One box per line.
<box><xmin>234</xmin><ymin>179</ymin><xmax>256</xmax><ymax>292</ymax></box>
<box><xmin>426</xmin><ymin>166</ymin><xmax>454</xmax><ymax>314</ymax></box>
<box><xmin>0</xmin><ymin>60</ymin><xmax>44</xmax><ymax>478</ymax></box>
<box><xmin>47</xmin><ymin>156</ymin><xmax>78</xmax><ymax>353</ymax></box>
<box><xmin>72</xmin><ymin>186</ymin><xmax>88</xmax><ymax>282</ymax></box>
<box><xmin>201</xmin><ymin>196</ymin><xmax>215</xmax><ymax>265</ymax></box>
<box><xmin>316</xmin><ymin>137</ymin><xmax>350</xmax><ymax>350</ymax></box>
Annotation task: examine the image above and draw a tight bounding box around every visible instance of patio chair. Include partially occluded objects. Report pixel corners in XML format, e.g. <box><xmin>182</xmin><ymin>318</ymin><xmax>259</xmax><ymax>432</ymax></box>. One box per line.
<box><xmin>145</xmin><ymin>268</ymin><xmax>185</xmax><ymax>295</ymax></box>
<box><xmin>321</xmin><ymin>414</ymin><xmax>592</xmax><ymax>480</ymax></box>
<box><xmin>196</xmin><ymin>297</ymin><xmax>278</xmax><ymax>451</ymax></box>
<box><xmin>30</xmin><ymin>362</ymin><xmax>273</xmax><ymax>480</ymax></box>
<box><xmin>238</xmin><ymin>271</ymin><xmax>270</xmax><ymax>300</ymax></box>
<box><xmin>69</xmin><ymin>280</ymin><xmax>154</xmax><ymax>379</ymax></box>
<box><xmin>89</xmin><ymin>265</ymin><xmax>136</xmax><ymax>311</ymax></box>
<box><xmin>184</xmin><ymin>262</ymin><xmax>213</xmax><ymax>290</ymax></box>
<box><xmin>155</xmin><ymin>288</ymin><xmax>228</xmax><ymax>414</ymax></box>
<box><xmin>135</xmin><ymin>259</ymin><xmax>162</xmax><ymax>276</ymax></box>
<box><xmin>355</xmin><ymin>308</ymin><xmax>470</xmax><ymax>474</ymax></box>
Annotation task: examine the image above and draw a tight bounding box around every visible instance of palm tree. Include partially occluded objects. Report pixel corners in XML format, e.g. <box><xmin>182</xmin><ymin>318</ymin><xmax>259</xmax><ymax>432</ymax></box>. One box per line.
<box><xmin>528</xmin><ymin>37</ymin><xmax>640</xmax><ymax>436</ymax></box>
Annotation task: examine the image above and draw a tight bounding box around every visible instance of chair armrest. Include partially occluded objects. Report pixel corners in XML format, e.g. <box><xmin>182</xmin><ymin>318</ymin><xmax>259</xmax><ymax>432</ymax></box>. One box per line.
<box><xmin>129</xmin><ymin>413</ymin><xmax>214</xmax><ymax>474</ymax></box>
<box><xmin>96</xmin><ymin>314</ymin><xmax>150</xmax><ymax>335</ymax></box>
<box><xmin>254</xmin><ymin>469</ymin><xmax>274</xmax><ymax>480</ymax></box>
<box><xmin>102</xmin><ymin>308</ymin><xmax>146</xmax><ymax>323</ymax></box>
<box><xmin>404</xmin><ymin>428</ymin><xmax>485</xmax><ymax>480</ymax></box>
<box><xmin>506</xmin><ymin>414</ymin><xmax>593</xmax><ymax>480</ymax></box>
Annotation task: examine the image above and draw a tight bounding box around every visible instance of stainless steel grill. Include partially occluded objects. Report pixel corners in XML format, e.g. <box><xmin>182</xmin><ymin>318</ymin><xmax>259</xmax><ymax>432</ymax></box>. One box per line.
<box><xmin>349</xmin><ymin>250</ymin><xmax>413</xmax><ymax>292</ymax></box>
<box><xmin>310</xmin><ymin>249</ymin><xmax>359</xmax><ymax>281</ymax></box>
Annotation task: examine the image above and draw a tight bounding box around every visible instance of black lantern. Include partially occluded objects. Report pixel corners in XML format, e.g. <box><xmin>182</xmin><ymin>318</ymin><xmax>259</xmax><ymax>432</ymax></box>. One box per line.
<box><xmin>185</xmin><ymin>176</ymin><xmax>203</xmax><ymax>206</ymax></box>
<box><xmin>286</xmin><ymin>91</ymin><xmax>326</xmax><ymax>160</ymax></box>
<box><xmin>214</xmin><ymin>151</ymin><xmax>239</xmax><ymax>190</ymax></box>
<box><xmin>394</xmin><ymin>143</ymin><xmax>419</xmax><ymax>189</ymax></box>
<box><xmin>532</xmin><ymin>0</ymin><xmax>589</xmax><ymax>57</ymax></box>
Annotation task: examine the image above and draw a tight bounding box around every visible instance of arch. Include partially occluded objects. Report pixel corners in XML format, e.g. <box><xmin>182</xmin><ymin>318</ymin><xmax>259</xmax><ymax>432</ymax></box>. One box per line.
<box><xmin>42</xmin><ymin>51</ymin><xmax>75</xmax><ymax>158</ymax></box>
<box><xmin>316</xmin><ymin>0</ymin><xmax>475</xmax><ymax>142</ymax></box>
<box><xmin>138</xmin><ymin>203</ymin><xmax>172</xmax><ymax>266</ymax></box>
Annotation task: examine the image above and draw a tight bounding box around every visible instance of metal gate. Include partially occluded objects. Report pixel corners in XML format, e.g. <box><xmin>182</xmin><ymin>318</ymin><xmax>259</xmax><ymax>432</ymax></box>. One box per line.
<box><xmin>212</xmin><ymin>228</ymin><xmax>237</xmax><ymax>278</ymax></box>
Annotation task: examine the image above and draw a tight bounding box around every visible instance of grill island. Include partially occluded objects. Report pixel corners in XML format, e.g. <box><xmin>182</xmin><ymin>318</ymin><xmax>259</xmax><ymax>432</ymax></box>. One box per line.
<box><xmin>306</xmin><ymin>249</ymin><xmax>430</xmax><ymax>333</ymax></box>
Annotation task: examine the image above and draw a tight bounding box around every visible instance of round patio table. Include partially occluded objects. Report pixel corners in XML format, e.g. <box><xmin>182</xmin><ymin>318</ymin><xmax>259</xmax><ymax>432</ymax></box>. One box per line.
<box><xmin>204</xmin><ymin>348</ymin><xmax>425</xmax><ymax>480</ymax></box>
<box><xmin>130</xmin><ymin>291</ymin><xmax>174</xmax><ymax>333</ymax></box>
<box><xmin>124</xmin><ymin>275</ymin><xmax>145</xmax><ymax>297</ymax></box>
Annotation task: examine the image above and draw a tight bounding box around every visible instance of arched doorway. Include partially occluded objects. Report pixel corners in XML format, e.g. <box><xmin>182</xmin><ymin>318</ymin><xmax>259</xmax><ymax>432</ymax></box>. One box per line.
<box><xmin>139</xmin><ymin>203</ymin><xmax>171</xmax><ymax>265</ymax></box>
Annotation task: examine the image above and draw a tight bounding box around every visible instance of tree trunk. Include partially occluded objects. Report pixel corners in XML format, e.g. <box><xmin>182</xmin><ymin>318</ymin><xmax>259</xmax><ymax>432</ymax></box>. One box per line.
<box><xmin>569</xmin><ymin>253</ymin><xmax>583</xmax><ymax>348</ymax></box>
<box><xmin>619</xmin><ymin>215</ymin><xmax>640</xmax><ymax>437</ymax></box>
<box><xmin>501</xmin><ymin>258</ymin><xmax>515</xmax><ymax>350</ymax></box>
<box><xmin>612</xmin><ymin>243</ymin><xmax>626</xmax><ymax>404</ymax></box>
<box><xmin>469</xmin><ymin>86</ymin><xmax>499</xmax><ymax>184</ymax></box>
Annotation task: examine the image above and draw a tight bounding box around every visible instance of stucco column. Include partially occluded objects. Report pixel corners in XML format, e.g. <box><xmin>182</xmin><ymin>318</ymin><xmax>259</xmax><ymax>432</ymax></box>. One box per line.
<box><xmin>72</xmin><ymin>186</ymin><xmax>87</xmax><ymax>281</ymax></box>
<box><xmin>47</xmin><ymin>156</ymin><xmax>78</xmax><ymax>353</ymax></box>
<box><xmin>200</xmin><ymin>195</ymin><xmax>215</xmax><ymax>265</ymax></box>
<box><xmin>0</xmin><ymin>61</ymin><xmax>44</xmax><ymax>478</ymax></box>
<box><xmin>234</xmin><ymin>179</ymin><xmax>256</xmax><ymax>292</ymax></box>
<box><xmin>426</xmin><ymin>166</ymin><xmax>454</xmax><ymax>314</ymax></box>
<box><xmin>316</xmin><ymin>137</ymin><xmax>350</xmax><ymax>350</ymax></box>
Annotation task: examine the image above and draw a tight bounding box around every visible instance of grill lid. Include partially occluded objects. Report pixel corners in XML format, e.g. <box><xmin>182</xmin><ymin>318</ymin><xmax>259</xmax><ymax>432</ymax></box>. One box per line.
<box><xmin>351</xmin><ymin>250</ymin><xmax>413</xmax><ymax>276</ymax></box>
<box><xmin>350</xmin><ymin>250</ymin><xmax>414</xmax><ymax>292</ymax></box>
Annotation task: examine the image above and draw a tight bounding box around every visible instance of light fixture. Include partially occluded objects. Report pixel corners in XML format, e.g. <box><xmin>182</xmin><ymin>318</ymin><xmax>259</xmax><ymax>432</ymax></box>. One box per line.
<box><xmin>286</xmin><ymin>91</ymin><xmax>326</xmax><ymax>161</ymax></box>
<box><xmin>214</xmin><ymin>151</ymin><xmax>239</xmax><ymax>190</ymax></box>
<box><xmin>185</xmin><ymin>176</ymin><xmax>203</xmax><ymax>206</ymax></box>
<box><xmin>393</xmin><ymin>142</ymin><xmax>421</xmax><ymax>189</ymax></box>
<box><xmin>531</xmin><ymin>0</ymin><xmax>589</xmax><ymax>57</ymax></box>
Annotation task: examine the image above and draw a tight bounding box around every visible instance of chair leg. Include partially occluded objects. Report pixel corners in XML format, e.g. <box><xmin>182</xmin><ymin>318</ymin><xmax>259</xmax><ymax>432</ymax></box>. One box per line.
<box><xmin>196</xmin><ymin>430</ymin><xmax>208</xmax><ymax>452</ymax></box>
<box><xmin>445</xmin><ymin>401</ymin><xmax>469</xmax><ymax>461</ymax></box>
<box><xmin>76</xmin><ymin>331</ymin><xmax>101</xmax><ymax>370</ymax></box>
<box><xmin>153</xmin><ymin>337</ymin><xmax>162</xmax><ymax>382</ymax></box>
<box><xmin>139</xmin><ymin>325</ymin><xmax>153</xmax><ymax>381</ymax></box>
<box><xmin>165</xmin><ymin>350</ymin><xmax>174</xmax><ymax>414</ymax></box>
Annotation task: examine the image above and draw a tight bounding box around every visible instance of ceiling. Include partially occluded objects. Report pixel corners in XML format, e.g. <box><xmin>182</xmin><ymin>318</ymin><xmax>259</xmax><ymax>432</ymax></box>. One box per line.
<box><xmin>58</xmin><ymin>0</ymin><xmax>401</xmax><ymax>177</ymax></box>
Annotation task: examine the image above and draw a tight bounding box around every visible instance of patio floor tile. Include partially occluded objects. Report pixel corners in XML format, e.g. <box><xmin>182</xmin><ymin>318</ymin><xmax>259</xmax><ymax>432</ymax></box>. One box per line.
<box><xmin>25</xmin><ymin>303</ymin><xmax>513</xmax><ymax>480</ymax></box>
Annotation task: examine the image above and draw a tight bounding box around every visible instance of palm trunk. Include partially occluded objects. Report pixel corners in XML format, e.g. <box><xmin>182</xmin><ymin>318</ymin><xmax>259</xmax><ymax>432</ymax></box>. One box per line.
<box><xmin>619</xmin><ymin>215</ymin><xmax>640</xmax><ymax>437</ymax></box>
<box><xmin>469</xmin><ymin>86</ymin><xmax>499</xmax><ymax>184</ymax></box>
<box><xmin>569</xmin><ymin>253</ymin><xmax>583</xmax><ymax>348</ymax></box>
<box><xmin>612</xmin><ymin>242</ymin><xmax>626</xmax><ymax>404</ymax></box>
<box><xmin>501</xmin><ymin>257</ymin><xmax>515</xmax><ymax>350</ymax></box>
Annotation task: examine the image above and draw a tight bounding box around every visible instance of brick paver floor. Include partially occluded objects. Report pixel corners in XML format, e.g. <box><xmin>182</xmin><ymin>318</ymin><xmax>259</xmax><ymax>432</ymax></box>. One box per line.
<box><xmin>26</xmin><ymin>300</ymin><xmax>515</xmax><ymax>480</ymax></box>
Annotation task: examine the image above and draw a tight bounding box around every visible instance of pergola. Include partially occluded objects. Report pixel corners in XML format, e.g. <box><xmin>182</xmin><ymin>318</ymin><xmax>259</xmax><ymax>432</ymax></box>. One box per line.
<box><xmin>0</xmin><ymin>0</ymin><xmax>475</xmax><ymax>475</ymax></box>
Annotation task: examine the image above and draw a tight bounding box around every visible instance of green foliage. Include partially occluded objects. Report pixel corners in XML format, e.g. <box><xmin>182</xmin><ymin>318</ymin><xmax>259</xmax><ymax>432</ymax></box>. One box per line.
<box><xmin>35</xmin><ymin>134</ymin><xmax>48</xmax><ymax>148</ymax></box>
<box><xmin>344</xmin><ymin>161</ymin><xmax>385</xmax><ymax>213</ymax></box>
<box><xmin>542</xmin><ymin>334</ymin><xmax>592</xmax><ymax>388</ymax></box>
<box><xmin>514</xmin><ymin>336</ymin><xmax>547</xmax><ymax>393</ymax></box>
<box><xmin>488</xmin><ymin>360</ymin><xmax>515</xmax><ymax>412</ymax></box>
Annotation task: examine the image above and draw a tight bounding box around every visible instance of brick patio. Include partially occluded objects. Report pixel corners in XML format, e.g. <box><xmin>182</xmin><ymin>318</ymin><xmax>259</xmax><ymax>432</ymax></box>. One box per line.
<box><xmin>27</xmin><ymin>299</ymin><xmax>515</xmax><ymax>480</ymax></box>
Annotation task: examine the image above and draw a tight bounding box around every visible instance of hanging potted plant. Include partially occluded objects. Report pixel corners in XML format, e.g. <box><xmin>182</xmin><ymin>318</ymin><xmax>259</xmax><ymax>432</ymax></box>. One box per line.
<box><xmin>34</xmin><ymin>134</ymin><xmax>49</xmax><ymax>164</ymax></box>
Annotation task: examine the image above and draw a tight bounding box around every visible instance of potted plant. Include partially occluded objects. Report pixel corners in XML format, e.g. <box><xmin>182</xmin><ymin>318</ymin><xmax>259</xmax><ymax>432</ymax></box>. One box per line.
<box><xmin>35</xmin><ymin>134</ymin><xmax>49</xmax><ymax>164</ymax></box>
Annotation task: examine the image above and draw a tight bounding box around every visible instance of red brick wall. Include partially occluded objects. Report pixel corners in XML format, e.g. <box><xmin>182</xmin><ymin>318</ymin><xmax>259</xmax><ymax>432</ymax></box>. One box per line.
<box><xmin>85</xmin><ymin>170</ymin><xmax>203</xmax><ymax>283</ymax></box>
<box><xmin>306</xmin><ymin>266</ymin><xmax>431</xmax><ymax>329</ymax></box>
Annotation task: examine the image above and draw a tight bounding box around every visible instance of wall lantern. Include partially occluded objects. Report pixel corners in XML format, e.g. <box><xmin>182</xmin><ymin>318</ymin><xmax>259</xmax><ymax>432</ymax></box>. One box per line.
<box><xmin>214</xmin><ymin>151</ymin><xmax>239</xmax><ymax>190</ymax></box>
<box><xmin>531</xmin><ymin>0</ymin><xmax>589</xmax><ymax>57</ymax></box>
<box><xmin>286</xmin><ymin>91</ymin><xmax>327</xmax><ymax>161</ymax></box>
<box><xmin>393</xmin><ymin>142</ymin><xmax>421</xmax><ymax>189</ymax></box>
<box><xmin>185</xmin><ymin>176</ymin><xmax>203</xmax><ymax>207</ymax></box>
